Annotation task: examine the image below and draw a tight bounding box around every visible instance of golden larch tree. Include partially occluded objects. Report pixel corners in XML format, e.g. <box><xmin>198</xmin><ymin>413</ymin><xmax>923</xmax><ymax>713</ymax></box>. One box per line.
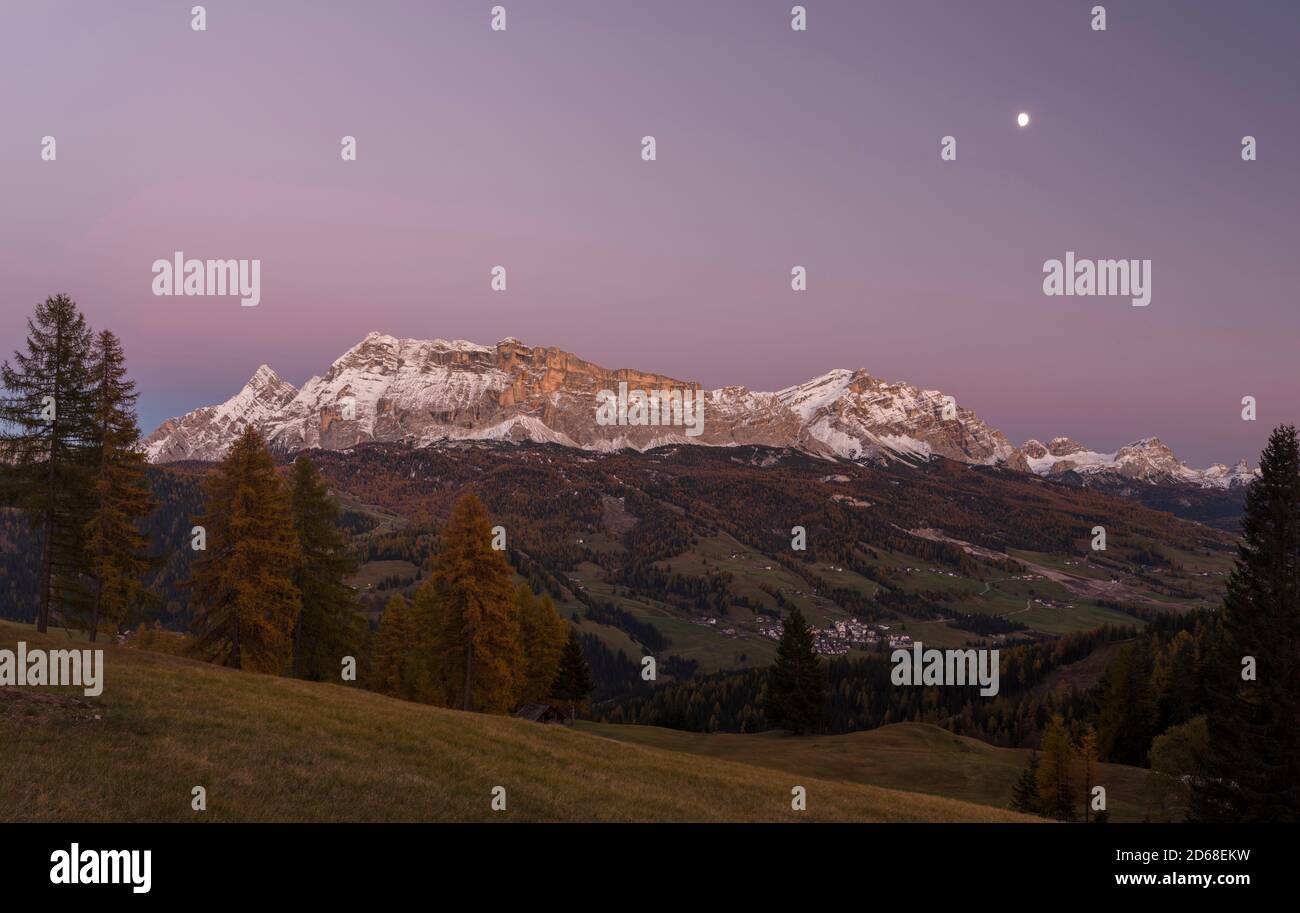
<box><xmin>514</xmin><ymin>585</ymin><xmax>569</xmax><ymax>706</ymax></box>
<box><xmin>426</xmin><ymin>493</ymin><xmax>522</xmax><ymax>713</ymax></box>
<box><xmin>187</xmin><ymin>427</ymin><xmax>301</xmax><ymax>673</ymax></box>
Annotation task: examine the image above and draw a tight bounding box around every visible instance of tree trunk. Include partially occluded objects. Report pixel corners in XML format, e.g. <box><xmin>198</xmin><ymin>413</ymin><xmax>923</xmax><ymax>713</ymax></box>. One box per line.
<box><xmin>88</xmin><ymin>350</ymin><xmax>107</xmax><ymax>646</ymax></box>
<box><xmin>89</xmin><ymin>577</ymin><xmax>103</xmax><ymax>643</ymax></box>
<box><xmin>38</xmin><ymin>320</ymin><xmax>65</xmax><ymax>634</ymax></box>
<box><xmin>231</xmin><ymin>613</ymin><xmax>242</xmax><ymax>670</ymax></box>
<box><xmin>36</xmin><ymin>510</ymin><xmax>52</xmax><ymax>633</ymax></box>
<box><xmin>292</xmin><ymin>614</ymin><xmax>302</xmax><ymax>677</ymax></box>
<box><xmin>463</xmin><ymin>642</ymin><xmax>473</xmax><ymax>711</ymax></box>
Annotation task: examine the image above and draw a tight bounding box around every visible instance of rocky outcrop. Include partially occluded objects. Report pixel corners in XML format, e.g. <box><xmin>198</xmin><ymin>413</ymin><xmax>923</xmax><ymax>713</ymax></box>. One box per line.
<box><xmin>141</xmin><ymin>333</ymin><xmax>1253</xmax><ymax>491</ymax></box>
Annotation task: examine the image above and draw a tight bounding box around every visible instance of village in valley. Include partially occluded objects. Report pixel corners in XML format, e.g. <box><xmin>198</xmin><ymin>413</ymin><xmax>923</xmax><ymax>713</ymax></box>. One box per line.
<box><xmin>691</xmin><ymin>608</ymin><xmax>913</xmax><ymax>657</ymax></box>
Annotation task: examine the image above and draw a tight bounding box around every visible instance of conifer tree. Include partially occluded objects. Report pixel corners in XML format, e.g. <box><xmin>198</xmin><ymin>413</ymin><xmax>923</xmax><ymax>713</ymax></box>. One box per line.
<box><xmin>764</xmin><ymin>606</ymin><xmax>825</xmax><ymax>734</ymax></box>
<box><xmin>551</xmin><ymin>629</ymin><xmax>594</xmax><ymax>721</ymax></box>
<box><xmin>186</xmin><ymin>427</ymin><xmax>301</xmax><ymax>672</ymax></box>
<box><xmin>1094</xmin><ymin>642</ymin><xmax>1156</xmax><ymax>765</ymax></box>
<box><xmin>288</xmin><ymin>454</ymin><xmax>364</xmax><ymax>679</ymax></box>
<box><xmin>514</xmin><ymin>585</ymin><xmax>568</xmax><ymax>705</ymax></box>
<box><xmin>1011</xmin><ymin>751</ymin><xmax>1042</xmax><ymax>814</ymax></box>
<box><xmin>426</xmin><ymin>493</ymin><xmax>521</xmax><ymax>712</ymax></box>
<box><xmin>83</xmin><ymin>330</ymin><xmax>153</xmax><ymax>641</ymax></box>
<box><xmin>407</xmin><ymin>579</ymin><xmax>451</xmax><ymax>704</ymax></box>
<box><xmin>1074</xmin><ymin>725</ymin><xmax>1100</xmax><ymax>823</ymax></box>
<box><xmin>0</xmin><ymin>294</ymin><xmax>96</xmax><ymax>632</ymax></box>
<box><xmin>1036</xmin><ymin>714</ymin><xmax>1075</xmax><ymax>821</ymax></box>
<box><xmin>373</xmin><ymin>593</ymin><xmax>415</xmax><ymax>698</ymax></box>
<box><xmin>1193</xmin><ymin>425</ymin><xmax>1300</xmax><ymax>822</ymax></box>
<box><xmin>1149</xmin><ymin>715</ymin><xmax>1208</xmax><ymax>822</ymax></box>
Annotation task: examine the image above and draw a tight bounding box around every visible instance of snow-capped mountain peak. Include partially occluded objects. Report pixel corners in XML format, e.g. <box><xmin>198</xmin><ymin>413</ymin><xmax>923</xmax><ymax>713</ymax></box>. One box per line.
<box><xmin>143</xmin><ymin>365</ymin><xmax>297</xmax><ymax>463</ymax></box>
<box><xmin>140</xmin><ymin>332</ymin><xmax>1255</xmax><ymax>492</ymax></box>
<box><xmin>1019</xmin><ymin>435</ymin><xmax>1256</xmax><ymax>489</ymax></box>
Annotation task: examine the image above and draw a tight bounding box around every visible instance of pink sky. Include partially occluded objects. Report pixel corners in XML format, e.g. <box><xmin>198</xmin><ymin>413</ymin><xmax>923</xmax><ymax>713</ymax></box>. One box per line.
<box><xmin>2</xmin><ymin>0</ymin><xmax>1297</xmax><ymax>466</ymax></box>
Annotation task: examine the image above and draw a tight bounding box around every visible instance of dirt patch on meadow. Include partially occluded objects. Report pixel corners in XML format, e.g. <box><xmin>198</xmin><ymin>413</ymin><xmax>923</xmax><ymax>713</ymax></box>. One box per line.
<box><xmin>0</xmin><ymin>687</ymin><xmax>105</xmax><ymax>724</ymax></box>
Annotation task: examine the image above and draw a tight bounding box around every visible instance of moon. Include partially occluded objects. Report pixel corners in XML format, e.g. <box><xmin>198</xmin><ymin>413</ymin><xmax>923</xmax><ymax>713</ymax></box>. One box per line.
<box><xmin>1017</xmin><ymin>112</ymin><xmax>1030</xmax><ymax>127</ymax></box>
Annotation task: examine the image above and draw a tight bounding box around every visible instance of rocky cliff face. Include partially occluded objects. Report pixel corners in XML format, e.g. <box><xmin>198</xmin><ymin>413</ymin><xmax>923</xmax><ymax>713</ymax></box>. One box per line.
<box><xmin>1019</xmin><ymin>436</ymin><xmax>1255</xmax><ymax>489</ymax></box>
<box><xmin>145</xmin><ymin>332</ymin><xmax>1011</xmax><ymax>464</ymax></box>
<box><xmin>141</xmin><ymin>332</ymin><xmax>1253</xmax><ymax>490</ymax></box>
<box><xmin>143</xmin><ymin>365</ymin><xmax>298</xmax><ymax>463</ymax></box>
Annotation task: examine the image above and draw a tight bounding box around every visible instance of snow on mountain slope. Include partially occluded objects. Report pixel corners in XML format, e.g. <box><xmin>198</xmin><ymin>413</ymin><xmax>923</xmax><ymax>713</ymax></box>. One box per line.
<box><xmin>776</xmin><ymin>369</ymin><xmax>1016</xmax><ymax>464</ymax></box>
<box><xmin>143</xmin><ymin>365</ymin><xmax>298</xmax><ymax>462</ymax></box>
<box><xmin>141</xmin><ymin>332</ymin><xmax>1252</xmax><ymax>490</ymax></box>
<box><xmin>265</xmin><ymin>333</ymin><xmax>514</xmax><ymax>454</ymax></box>
<box><xmin>1021</xmin><ymin>437</ymin><xmax>1256</xmax><ymax>489</ymax></box>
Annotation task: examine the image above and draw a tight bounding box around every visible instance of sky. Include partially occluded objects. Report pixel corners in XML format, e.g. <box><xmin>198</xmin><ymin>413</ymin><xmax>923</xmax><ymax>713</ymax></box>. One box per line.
<box><xmin>2</xmin><ymin>0</ymin><xmax>1297</xmax><ymax>467</ymax></box>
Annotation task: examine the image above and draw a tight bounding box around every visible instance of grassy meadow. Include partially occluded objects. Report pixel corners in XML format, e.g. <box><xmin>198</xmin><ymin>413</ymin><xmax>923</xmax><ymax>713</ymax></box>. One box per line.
<box><xmin>0</xmin><ymin>621</ymin><xmax>1036</xmax><ymax>823</ymax></box>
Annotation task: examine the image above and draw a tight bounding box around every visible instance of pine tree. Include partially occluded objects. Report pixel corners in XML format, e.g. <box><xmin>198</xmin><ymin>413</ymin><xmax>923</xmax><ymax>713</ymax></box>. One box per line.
<box><xmin>82</xmin><ymin>330</ymin><xmax>153</xmax><ymax>642</ymax></box>
<box><xmin>1011</xmin><ymin>751</ymin><xmax>1042</xmax><ymax>814</ymax></box>
<box><xmin>0</xmin><ymin>294</ymin><xmax>96</xmax><ymax>632</ymax></box>
<box><xmin>764</xmin><ymin>606</ymin><xmax>825</xmax><ymax>735</ymax></box>
<box><xmin>514</xmin><ymin>585</ymin><xmax>568</xmax><ymax>706</ymax></box>
<box><xmin>288</xmin><ymin>455</ymin><xmax>364</xmax><ymax>680</ymax></box>
<box><xmin>426</xmin><ymin>493</ymin><xmax>521</xmax><ymax>713</ymax></box>
<box><xmin>1193</xmin><ymin>425</ymin><xmax>1300</xmax><ymax>822</ymax></box>
<box><xmin>551</xmin><ymin>629</ymin><xmax>594</xmax><ymax>721</ymax></box>
<box><xmin>1036</xmin><ymin>714</ymin><xmax>1075</xmax><ymax>821</ymax></box>
<box><xmin>186</xmin><ymin>427</ymin><xmax>301</xmax><ymax>672</ymax></box>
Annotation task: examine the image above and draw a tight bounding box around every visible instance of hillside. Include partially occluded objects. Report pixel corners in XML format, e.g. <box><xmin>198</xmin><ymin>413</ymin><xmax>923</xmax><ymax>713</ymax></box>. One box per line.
<box><xmin>0</xmin><ymin>622</ymin><xmax>1035</xmax><ymax>823</ymax></box>
<box><xmin>1</xmin><ymin>440</ymin><xmax>1239</xmax><ymax>695</ymax></box>
<box><xmin>307</xmin><ymin>442</ymin><xmax>1235</xmax><ymax>680</ymax></box>
<box><xmin>581</xmin><ymin>720</ymin><xmax>1153</xmax><ymax>822</ymax></box>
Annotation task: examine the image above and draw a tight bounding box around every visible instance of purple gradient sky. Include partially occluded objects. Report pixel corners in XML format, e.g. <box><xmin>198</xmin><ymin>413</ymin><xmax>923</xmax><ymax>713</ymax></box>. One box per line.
<box><xmin>3</xmin><ymin>1</ymin><xmax>1297</xmax><ymax>467</ymax></box>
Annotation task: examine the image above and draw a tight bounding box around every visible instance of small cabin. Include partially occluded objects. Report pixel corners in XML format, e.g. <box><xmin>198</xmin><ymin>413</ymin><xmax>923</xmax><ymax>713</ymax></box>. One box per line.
<box><xmin>514</xmin><ymin>703</ymin><xmax>569</xmax><ymax>724</ymax></box>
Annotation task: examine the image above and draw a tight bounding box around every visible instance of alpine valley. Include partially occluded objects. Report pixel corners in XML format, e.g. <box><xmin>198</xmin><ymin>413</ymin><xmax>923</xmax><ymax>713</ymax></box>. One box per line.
<box><xmin>0</xmin><ymin>329</ymin><xmax>1225</xmax><ymax>682</ymax></box>
<box><xmin>0</xmin><ymin>329</ymin><xmax>1259</xmax><ymax>822</ymax></box>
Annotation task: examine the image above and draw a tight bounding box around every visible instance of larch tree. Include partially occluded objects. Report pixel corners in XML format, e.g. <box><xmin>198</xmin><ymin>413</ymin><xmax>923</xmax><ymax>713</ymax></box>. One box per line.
<box><xmin>1073</xmin><ymin>725</ymin><xmax>1100</xmax><ymax>823</ymax></box>
<box><xmin>514</xmin><ymin>585</ymin><xmax>568</xmax><ymax>706</ymax></box>
<box><xmin>0</xmin><ymin>294</ymin><xmax>96</xmax><ymax>632</ymax></box>
<box><xmin>407</xmin><ymin>579</ymin><xmax>451</xmax><ymax>705</ymax></box>
<box><xmin>372</xmin><ymin>593</ymin><xmax>415</xmax><ymax>698</ymax></box>
<box><xmin>426</xmin><ymin>493</ymin><xmax>521</xmax><ymax>713</ymax></box>
<box><xmin>288</xmin><ymin>454</ymin><xmax>364</xmax><ymax>680</ymax></box>
<box><xmin>1036</xmin><ymin>714</ymin><xmax>1075</xmax><ymax>821</ymax></box>
<box><xmin>83</xmin><ymin>329</ymin><xmax>153</xmax><ymax>641</ymax></box>
<box><xmin>1193</xmin><ymin>425</ymin><xmax>1300</xmax><ymax>822</ymax></box>
<box><xmin>186</xmin><ymin>426</ymin><xmax>301</xmax><ymax>673</ymax></box>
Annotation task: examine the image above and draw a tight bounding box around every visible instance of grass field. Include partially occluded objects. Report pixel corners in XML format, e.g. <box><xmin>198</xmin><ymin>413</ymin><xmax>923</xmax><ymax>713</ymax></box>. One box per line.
<box><xmin>0</xmin><ymin>621</ymin><xmax>1035</xmax><ymax>823</ymax></box>
<box><xmin>581</xmin><ymin>720</ymin><xmax>1154</xmax><ymax>822</ymax></box>
<box><xmin>347</xmin><ymin>559</ymin><xmax>420</xmax><ymax>592</ymax></box>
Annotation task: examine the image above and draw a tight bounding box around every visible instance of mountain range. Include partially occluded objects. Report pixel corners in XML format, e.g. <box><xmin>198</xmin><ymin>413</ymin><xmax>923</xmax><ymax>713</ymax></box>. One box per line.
<box><xmin>142</xmin><ymin>332</ymin><xmax>1256</xmax><ymax>491</ymax></box>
